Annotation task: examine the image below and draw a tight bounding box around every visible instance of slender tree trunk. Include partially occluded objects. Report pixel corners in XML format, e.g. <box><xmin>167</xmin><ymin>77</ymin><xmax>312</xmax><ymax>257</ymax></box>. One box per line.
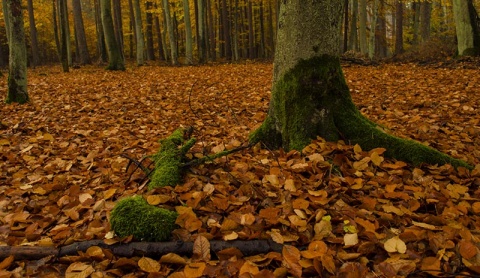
<box><xmin>368</xmin><ymin>0</ymin><xmax>379</xmax><ymax>59</ymax></box>
<box><xmin>221</xmin><ymin>0</ymin><xmax>231</xmax><ymax>60</ymax></box>
<box><xmin>197</xmin><ymin>0</ymin><xmax>206</xmax><ymax>63</ymax></box>
<box><xmin>420</xmin><ymin>1</ymin><xmax>431</xmax><ymax>42</ymax></box>
<box><xmin>94</xmin><ymin>0</ymin><xmax>107</xmax><ymax>63</ymax></box>
<box><xmin>101</xmin><ymin>0</ymin><xmax>125</xmax><ymax>70</ymax></box>
<box><xmin>153</xmin><ymin>7</ymin><xmax>166</xmax><ymax>60</ymax></box>
<box><xmin>412</xmin><ymin>1</ymin><xmax>420</xmax><ymax>45</ymax></box>
<box><xmin>343</xmin><ymin>0</ymin><xmax>348</xmax><ymax>53</ymax></box>
<box><xmin>348</xmin><ymin>0</ymin><xmax>358</xmax><ymax>51</ymax></box>
<box><xmin>267</xmin><ymin>0</ymin><xmax>274</xmax><ymax>58</ymax></box>
<box><xmin>133</xmin><ymin>0</ymin><xmax>145</xmax><ymax>65</ymax></box>
<box><xmin>232</xmin><ymin>0</ymin><xmax>239</xmax><ymax>60</ymax></box>
<box><xmin>250</xmin><ymin>0</ymin><xmax>470</xmax><ymax>169</ymax></box>
<box><xmin>206</xmin><ymin>0</ymin><xmax>215</xmax><ymax>60</ymax></box>
<box><xmin>358</xmin><ymin>0</ymin><xmax>367</xmax><ymax>55</ymax></box>
<box><xmin>162</xmin><ymin>0</ymin><xmax>178</xmax><ymax>65</ymax></box>
<box><xmin>183</xmin><ymin>0</ymin><xmax>193</xmax><ymax>64</ymax></box>
<box><xmin>72</xmin><ymin>0</ymin><xmax>91</xmax><ymax>65</ymax></box>
<box><xmin>259</xmin><ymin>1</ymin><xmax>265</xmax><ymax>58</ymax></box>
<box><xmin>128</xmin><ymin>0</ymin><xmax>137</xmax><ymax>59</ymax></box>
<box><xmin>112</xmin><ymin>0</ymin><xmax>124</xmax><ymax>58</ymax></box>
<box><xmin>26</xmin><ymin>0</ymin><xmax>40</xmax><ymax>66</ymax></box>
<box><xmin>247</xmin><ymin>0</ymin><xmax>254</xmax><ymax>59</ymax></box>
<box><xmin>4</xmin><ymin>0</ymin><xmax>28</xmax><ymax>103</ymax></box>
<box><xmin>394</xmin><ymin>0</ymin><xmax>404</xmax><ymax>55</ymax></box>
<box><xmin>145</xmin><ymin>0</ymin><xmax>155</xmax><ymax>60</ymax></box>
<box><xmin>58</xmin><ymin>0</ymin><xmax>69</xmax><ymax>72</ymax></box>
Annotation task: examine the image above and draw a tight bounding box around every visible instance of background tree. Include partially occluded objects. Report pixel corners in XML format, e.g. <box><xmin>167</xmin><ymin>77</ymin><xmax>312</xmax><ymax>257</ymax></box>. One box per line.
<box><xmin>453</xmin><ymin>0</ymin><xmax>480</xmax><ymax>56</ymax></box>
<box><xmin>395</xmin><ymin>0</ymin><xmax>404</xmax><ymax>55</ymax></box>
<box><xmin>183</xmin><ymin>0</ymin><xmax>193</xmax><ymax>64</ymax></box>
<box><xmin>163</xmin><ymin>0</ymin><xmax>178</xmax><ymax>65</ymax></box>
<box><xmin>26</xmin><ymin>0</ymin><xmax>40</xmax><ymax>66</ymax></box>
<box><xmin>94</xmin><ymin>0</ymin><xmax>108</xmax><ymax>63</ymax></box>
<box><xmin>72</xmin><ymin>0</ymin><xmax>91</xmax><ymax>65</ymax></box>
<box><xmin>250</xmin><ymin>0</ymin><xmax>469</xmax><ymax>169</ymax></box>
<box><xmin>3</xmin><ymin>0</ymin><xmax>28</xmax><ymax>103</ymax></box>
<box><xmin>132</xmin><ymin>0</ymin><xmax>145</xmax><ymax>66</ymax></box>
<box><xmin>101</xmin><ymin>0</ymin><xmax>125</xmax><ymax>70</ymax></box>
<box><xmin>58</xmin><ymin>0</ymin><xmax>69</xmax><ymax>72</ymax></box>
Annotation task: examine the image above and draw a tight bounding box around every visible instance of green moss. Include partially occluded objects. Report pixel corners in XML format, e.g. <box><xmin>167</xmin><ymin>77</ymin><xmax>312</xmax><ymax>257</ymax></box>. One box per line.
<box><xmin>250</xmin><ymin>54</ymin><xmax>472</xmax><ymax>169</ymax></box>
<box><xmin>149</xmin><ymin>128</ymin><xmax>195</xmax><ymax>190</ymax></box>
<box><xmin>110</xmin><ymin>196</ymin><xmax>178</xmax><ymax>241</ymax></box>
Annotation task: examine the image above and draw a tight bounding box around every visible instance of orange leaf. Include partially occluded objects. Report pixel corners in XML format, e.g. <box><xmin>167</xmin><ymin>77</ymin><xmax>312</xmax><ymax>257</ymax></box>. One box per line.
<box><xmin>193</xmin><ymin>235</ymin><xmax>211</xmax><ymax>261</ymax></box>
<box><xmin>138</xmin><ymin>257</ymin><xmax>160</xmax><ymax>273</ymax></box>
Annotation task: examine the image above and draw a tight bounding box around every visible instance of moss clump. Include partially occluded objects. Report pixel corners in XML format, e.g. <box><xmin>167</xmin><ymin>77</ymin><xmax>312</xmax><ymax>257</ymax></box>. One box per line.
<box><xmin>110</xmin><ymin>196</ymin><xmax>178</xmax><ymax>242</ymax></box>
<box><xmin>149</xmin><ymin>128</ymin><xmax>196</xmax><ymax>190</ymax></box>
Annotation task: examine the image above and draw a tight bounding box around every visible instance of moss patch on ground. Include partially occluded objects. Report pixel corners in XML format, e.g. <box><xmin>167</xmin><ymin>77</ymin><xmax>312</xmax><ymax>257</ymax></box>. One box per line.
<box><xmin>109</xmin><ymin>196</ymin><xmax>178</xmax><ymax>242</ymax></box>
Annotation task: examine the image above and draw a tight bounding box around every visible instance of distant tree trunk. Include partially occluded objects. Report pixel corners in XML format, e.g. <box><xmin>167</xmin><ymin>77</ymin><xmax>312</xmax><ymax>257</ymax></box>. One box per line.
<box><xmin>183</xmin><ymin>0</ymin><xmax>193</xmax><ymax>64</ymax></box>
<box><xmin>133</xmin><ymin>0</ymin><xmax>145</xmax><ymax>65</ymax></box>
<box><xmin>52</xmin><ymin>0</ymin><xmax>61</xmax><ymax>61</ymax></box>
<box><xmin>343</xmin><ymin>0</ymin><xmax>348</xmax><ymax>53</ymax></box>
<box><xmin>420</xmin><ymin>1</ymin><xmax>431</xmax><ymax>42</ymax></box>
<box><xmin>163</xmin><ymin>0</ymin><xmax>178</xmax><ymax>65</ymax></box>
<box><xmin>94</xmin><ymin>0</ymin><xmax>107</xmax><ymax>63</ymax></box>
<box><xmin>221</xmin><ymin>0</ymin><xmax>231</xmax><ymax>60</ymax></box>
<box><xmin>26</xmin><ymin>0</ymin><xmax>40</xmax><ymax>66</ymax></box>
<box><xmin>348</xmin><ymin>0</ymin><xmax>358</xmax><ymax>51</ymax></box>
<box><xmin>267</xmin><ymin>0</ymin><xmax>275</xmax><ymax>58</ymax></box>
<box><xmin>452</xmin><ymin>0</ymin><xmax>480</xmax><ymax>56</ymax></box>
<box><xmin>197</xmin><ymin>0</ymin><xmax>206</xmax><ymax>63</ymax></box>
<box><xmin>375</xmin><ymin>0</ymin><xmax>387</xmax><ymax>58</ymax></box>
<box><xmin>358</xmin><ymin>0</ymin><xmax>367</xmax><ymax>55</ymax></box>
<box><xmin>232</xmin><ymin>0</ymin><xmax>239</xmax><ymax>60</ymax></box>
<box><xmin>153</xmin><ymin>7</ymin><xmax>166</xmax><ymax>60</ymax></box>
<box><xmin>4</xmin><ymin>0</ymin><xmax>28</xmax><ymax>103</ymax></box>
<box><xmin>247</xmin><ymin>1</ymin><xmax>254</xmax><ymax>59</ymax></box>
<box><xmin>58</xmin><ymin>0</ymin><xmax>69</xmax><ymax>72</ymax></box>
<box><xmin>368</xmin><ymin>0</ymin><xmax>379</xmax><ymax>59</ymax></box>
<box><xmin>145</xmin><ymin>0</ymin><xmax>155</xmax><ymax>60</ymax></box>
<box><xmin>112</xmin><ymin>0</ymin><xmax>124</xmax><ymax>58</ymax></box>
<box><xmin>394</xmin><ymin>0</ymin><xmax>404</xmax><ymax>55</ymax></box>
<box><xmin>259</xmin><ymin>1</ymin><xmax>265</xmax><ymax>58</ymax></box>
<box><xmin>206</xmin><ymin>0</ymin><xmax>215</xmax><ymax>60</ymax></box>
<box><xmin>101</xmin><ymin>0</ymin><xmax>125</xmax><ymax>70</ymax></box>
<box><xmin>72</xmin><ymin>0</ymin><xmax>91</xmax><ymax>65</ymax></box>
<box><xmin>412</xmin><ymin>1</ymin><xmax>420</xmax><ymax>45</ymax></box>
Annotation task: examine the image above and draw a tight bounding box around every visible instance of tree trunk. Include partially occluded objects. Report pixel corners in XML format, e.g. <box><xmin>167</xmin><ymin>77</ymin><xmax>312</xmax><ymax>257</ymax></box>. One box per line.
<box><xmin>4</xmin><ymin>0</ymin><xmax>28</xmax><ymax>103</ymax></box>
<box><xmin>112</xmin><ymin>0</ymin><xmax>124</xmax><ymax>59</ymax></box>
<box><xmin>72</xmin><ymin>0</ymin><xmax>91</xmax><ymax>65</ymax></box>
<box><xmin>232</xmin><ymin>0</ymin><xmax>239</xmax><ymax>60</ymax></box>
<box><xmin>145</xmin><ymin>0</ymin><xmax>155</xmax><ymax>61</ymax></box>
<box><xmin>343</xmin><ymin>0</ymin><xmax>348</xmax><ymax>53</ymax></box>
<box><xmin>197</xmin><ymin>0</ymin><xmax>206</xmax><ymax>63</ymax></box>
<box><xmin>247</xmin><ymin>0</ymin><xmax>254</xmax><ymax>59</ymax></box>
<box><xmin>153</xmin><ymin>6</ymin><xmax>166</xmax><ymax>61</ymax></box>
<box><xmin>163</xmin><ymin>0</ymin><xmax>178</xmax><ymax>65</ymax></box>
<box><xmin>101</xmin><ymin>0</ymin><xmax>125</xmax><ymax>70</ymax></box>
<box><xmin>358</xmin><ymin>0</ymin><xmax>367</xmax><ymax>55</ymax></box>
<box><xmin>26</xmin><ymin>0</ymin><xmax>40</xmax><ymax>66</ymax></box>
<box><xmin>375</xmin><ymin>0</ymin><xmax>387</xmax><ymax>58</ymax></box>
<box><xmin>453</xmin><ymin>0</ymin><xmax>480</xmax><ymax>56</ymax></box>
<box><xmin>133</xmin><ymin>0</ymin><xmax>145</xmax><ymax>65</ymax></box>
<box><xmin>368</xmin><ymin>0</ymin><xmax>379</xmax><ymax>59</ymax></box>
<box><xmin>94</xmin><ymin>0</ymin><xmax>108</xmax><ymax>63</ymax></box>
<box><xmin>412</xmin><ymin>1</ymin><xmax>420</xmax><ymax>45</ymax></box>
<box><xmin>220</xmin><ymin>0</ymin><xmax>231</xmax><ymax>60</ymax></box>
<box><xmin>394</xmin><ymin>0</ymin><xmax>404</xmax><ymax>55</ymax></box>
<box><xmin>183</xmin><ymin>0</ymin><xmax>193</xmax><ymax>64</ymax></box>
<box><xmin>249</xmin><ymin>0</ymin><xmax>470</xmax><ymax>169</ymax></box>
<box><xmin>58</xmin><ymin>0</ymin><xmax>69</xmax><ymax>72</ymax></box>
<box><xmin>420</xmin><ymin>1</ymin><xmax>431</xmax><ymax>42</ymax></box>
<box><xmin>348</xmin><ymin>0</ymin><xmax>358</xmax><ymax>51</ymax></box>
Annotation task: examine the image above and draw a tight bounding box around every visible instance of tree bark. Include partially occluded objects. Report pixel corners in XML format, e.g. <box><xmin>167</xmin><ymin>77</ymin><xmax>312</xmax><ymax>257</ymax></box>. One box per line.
<box><xmin>145</xmin><ymin>0</ymin><xmax>155</xmax><ymax>61</ymax></box>
<box><xmin>420</xmin><ymin>1</ymin><xmax>431</xmax><ymax>42</ymax></box>
<box><xmin>26</xmin><ymin>0</ymin><xmax>40</xmax><ymax>66</ymax></box>
<box><xmin>153</xmin><ymin>6</ymin><xmax>166</xmax><ymax>61</ymax></box>
<box><xmin>394</xmin><ymin>0</ymin><xmax>404</xmax><ymax>55</ymax></box>
<box><xmin>112</xmin><ymin>0</ymin><xmax>124</xmax><ymax>59</ymax></box>
<box><xmin>4</xmin><ymin>0</ymin><xmax>28</xmax><ymax>103</ymax></box>
<box><xmin>58</xmin><ymin>0</ymin><xmax>69</xmax><ymax>72</ymax></box>
<box><xmin>453</xmin><ymin>0</ymin><xmax>480</xmax><ymax>56</ymax></box>
<box><xmin>221</xmin><ymin>0</ymin><xmax>231</xmax><ymax>60</ymax></box>
<box><xmin>101</xmin><ymin>0</ymin><xmax>125</xmax><ymax>70</ymax></box>
<box><xmin>358</xmin><ymin>0</ymin><xmax>367</xmax><ymax>55</ymax></box>
<box><xmin>72</xmin><ymin>0</ymin><xmax>91</xmax><ymax>65</ymax></box>
<box><xmin>183</xmin><ymin>0</ymin><xmax>193</xmax><ymax>64</ymax></box>
<box><xmin>162</xmin><ymin>0</ymin><xmax>178</xmax><ymax>65</ymax></box>
<box><xmin>133</xmin><ymin>0</ymin><xmax>145</xmax><ymax>66</ymax></box>
<box><xmin>94</xmin><ymin>0</ymin><xmax>108</xmax><ymax>63</ymax></box>
<box><xmin>197</xmin><ymin>0</ymin><xmax>206</xmax><ymax>63</ymax></box>
<box><xmin>348</xmin><ymin>0</ymin><xmax>358</xmax><ymax>51</ymax></box>
<box><xmin>249</xmin><ymin>0</ymin><xmax>470</xmax><ymax>169</ymax></box>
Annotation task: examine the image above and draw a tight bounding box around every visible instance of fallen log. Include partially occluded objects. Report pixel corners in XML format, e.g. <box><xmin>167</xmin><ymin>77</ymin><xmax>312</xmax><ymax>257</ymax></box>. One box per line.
<box><xmin>0</xmin><ymin>239</ymin><xmax>284</xmax><ymax>261</ymax></box>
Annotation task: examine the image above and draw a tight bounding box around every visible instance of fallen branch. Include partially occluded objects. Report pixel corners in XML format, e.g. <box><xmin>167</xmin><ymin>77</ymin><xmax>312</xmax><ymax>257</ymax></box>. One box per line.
<box><xmin>0</xmin><ymin>240</ymin><xmax>284</xmax><ymax>261</ymax></box>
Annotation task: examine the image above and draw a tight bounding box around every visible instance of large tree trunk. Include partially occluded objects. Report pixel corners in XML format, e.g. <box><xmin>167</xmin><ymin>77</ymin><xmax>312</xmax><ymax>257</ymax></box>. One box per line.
<box><xmin>453</xmin><ymin>0</ymin><xmax>480</xmax><ymax>56</ymax></box>
<box><xmin>4</xmin><ymin>0</ymin><xmax>28</xmax><ymax>103</ymax></box>
<box><xmin>249</xmin><ymin>0</ymin><xmax>470</xmax><ymax>169</ymax></box>
<box><xmin>112</xmin><ymin>0</ymin><xmax>124</xmax><ymax>59</ymax></box>
<box><xmin>101</xmin><ymin>0</ymin><xmax>125</xmax><ymax>70</ymax></box>
<box><xmin>72</xmin><ymin>0</ymin><xmax>91</xmax><ymax>65</ymax></box>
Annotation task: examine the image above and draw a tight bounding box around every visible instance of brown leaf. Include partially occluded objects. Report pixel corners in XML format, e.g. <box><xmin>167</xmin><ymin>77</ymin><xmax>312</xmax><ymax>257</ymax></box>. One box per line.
<box><xmin>193</xmin><ymin>235</ymin><xmax>211</xmax><ymax>261</ymax></box>
<box><xmin>184</xmin><ymin>262</ymin><xmax>206</xmax><ymax>278</ymax></box>
<box><xmin>138</xmin><ymin>257</ymin><xmax>160</xmax><ymax>273</ymax></box>
<box><xmin>282</xmin><ymin>245</ymin><xmax>302</xmax><ymax>278</ymax></box>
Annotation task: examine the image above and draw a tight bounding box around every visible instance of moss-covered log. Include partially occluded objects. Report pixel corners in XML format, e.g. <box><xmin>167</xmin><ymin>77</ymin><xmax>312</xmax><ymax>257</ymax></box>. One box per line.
<box><xmin>149</xmin><ymin>127</ymin><xmax>195</xmax><ymax>190</ymax></box>
<box><xmin>110</xmin><ymin>196</ymin><xmax>178</xmax><ymax>241</ymax></box>
<box><xmin>250</xmin><ymin>55</ymin><xmax>471</xmax><ymax>169</ymax></box>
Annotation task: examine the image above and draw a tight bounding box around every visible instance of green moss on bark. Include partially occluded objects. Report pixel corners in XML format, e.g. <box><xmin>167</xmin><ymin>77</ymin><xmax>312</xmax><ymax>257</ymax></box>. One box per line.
<box><xmin>149</xmin><ymin>128</ymin><xmax>195</xmax><ymax>190</ymax></box>
<box><xmin>109</xmin><ymin>196</ymin><xmax>178</xmax><ymax>241</ymax></box>
<box><xmin>250</xmin><ymin>55</ymin><xmax>471</xmax><ymax>169</ymax></box>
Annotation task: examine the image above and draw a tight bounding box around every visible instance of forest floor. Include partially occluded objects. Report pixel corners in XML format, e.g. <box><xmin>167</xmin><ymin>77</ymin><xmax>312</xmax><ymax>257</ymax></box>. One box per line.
<box><xmin>0</xmin><ymin>61</ymin><xmax>480</xmax><ymax>277</ymax></box>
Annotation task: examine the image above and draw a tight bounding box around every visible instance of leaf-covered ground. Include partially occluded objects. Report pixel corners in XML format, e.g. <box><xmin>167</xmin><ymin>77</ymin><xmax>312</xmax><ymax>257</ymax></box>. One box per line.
<box><xmin>1</xmin><ymin>62</ymin><xmax>480</xmax><ymax>277</ymax></box>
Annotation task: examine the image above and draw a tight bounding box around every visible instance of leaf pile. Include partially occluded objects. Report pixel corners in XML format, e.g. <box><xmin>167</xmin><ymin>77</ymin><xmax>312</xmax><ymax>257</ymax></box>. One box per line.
<box><xmin>0</xmin><ymin>63</ymin><xmax>480</xmax><ymax>277</ymax></box>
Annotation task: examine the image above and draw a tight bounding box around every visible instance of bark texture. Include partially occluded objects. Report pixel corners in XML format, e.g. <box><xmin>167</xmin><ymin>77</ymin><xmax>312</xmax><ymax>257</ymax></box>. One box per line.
<box><xmin>101</xmin><ymin>0</ymin><xmax>125</xmax><ymax>70</ymax></box>
<box><xmin>453</xmin><ymin>0</ymin><xmax>479</xmax><ymax>56</ymax></box>
<box><xmin>250</xmin><ymin>0</ymin><xmax>470</xmax><ymax>169</ymax></box>
<box><xmin>5</xmin><ymin>0</ymin><xmax>28</xmax><ymax>104</ymax></box>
